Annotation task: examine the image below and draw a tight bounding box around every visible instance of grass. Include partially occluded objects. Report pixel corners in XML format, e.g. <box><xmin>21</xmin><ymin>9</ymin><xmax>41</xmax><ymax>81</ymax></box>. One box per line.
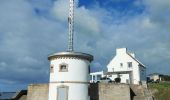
<box><xmin>148</xmin><ymin>82</ymin><xmax>170</xmax><ymax>100</ymax></box>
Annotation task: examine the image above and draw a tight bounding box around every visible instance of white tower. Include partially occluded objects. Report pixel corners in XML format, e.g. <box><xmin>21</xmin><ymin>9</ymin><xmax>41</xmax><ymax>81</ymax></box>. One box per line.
<box><xmin>48</xmin><ymin>0</ymin><xmax>93</xmax><ymax>100</ymax></box>
<box><xmin>48</xmin><ymin>52</ymin><xmax>93</xmax><ymax>100</ymax></box>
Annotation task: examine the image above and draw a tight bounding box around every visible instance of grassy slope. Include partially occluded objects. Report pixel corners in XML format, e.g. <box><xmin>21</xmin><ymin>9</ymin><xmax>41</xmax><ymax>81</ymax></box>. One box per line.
<box><xmin>148</xmin><ymin>82</ymin><xmax>170</xmax><ymax>100</ymax></box>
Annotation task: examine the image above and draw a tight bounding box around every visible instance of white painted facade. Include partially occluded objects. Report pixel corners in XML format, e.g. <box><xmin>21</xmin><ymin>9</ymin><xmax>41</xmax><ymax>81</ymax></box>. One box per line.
<box><xmin>90</xmin><ymin>71</ymin><xmax>105</xmax><ymax>83</ymax></box>
<box><xmin>148</xmin><ymin>73</ymin><xmax>163</xmax><ymax>82</ymax></box>
<box><xmin>48</xmin><ymin>52</ymin><xmax>93</xmax><ymax>100</ymax></box>
<box><xmin>107</xmin><ymin>48</ymin><xmax>146</xmax><ymax>84</ymax></box>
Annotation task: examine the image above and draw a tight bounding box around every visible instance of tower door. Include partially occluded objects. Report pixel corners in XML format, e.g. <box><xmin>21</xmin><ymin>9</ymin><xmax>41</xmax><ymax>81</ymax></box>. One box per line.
<box><xmin>57</xmin><ymin>87</ymin><xmax>68</xmax><ymax>100</ymax></box>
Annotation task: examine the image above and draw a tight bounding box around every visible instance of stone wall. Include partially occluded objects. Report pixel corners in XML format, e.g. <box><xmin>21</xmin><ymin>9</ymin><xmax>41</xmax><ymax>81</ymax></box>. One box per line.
<box><xmin>26</xmin><ymin>83</ymin><xmax>132</xmax><ymax>100</ymax></box>
<box><xmin>27</xmin><ymin>84</ymin><xmax>49</xmax><ymax>100</ymax></box>
<box><xmin>89</xmin><ymin>83</ymin><xmax>131</xmax><ymax>100</ymax></box>
<box><xmin>18</xmin><ymin>95</ymin><xmax>27</xmax><ymax>100</ymax></box>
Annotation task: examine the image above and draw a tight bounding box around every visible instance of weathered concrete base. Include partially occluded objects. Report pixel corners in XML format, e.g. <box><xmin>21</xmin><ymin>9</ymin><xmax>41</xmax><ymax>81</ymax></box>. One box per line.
<box><xmin>27</xmin><ymin>84</ymin><xmax>49</xmax><ymax>100</ymax></box>
<box><xmin>89</xmin><ymin>83</ymin><xmax>131</xmax><ymax>100</ymax></box>
<box><xmin>130</xmin><ymin>85</ymin><xmax>153</xmax><ymax>100</ymax></box>
<box><xmin>26</xmin><ymin>83</ymin><xmax>153</xmax><ymax>100</ymax></box>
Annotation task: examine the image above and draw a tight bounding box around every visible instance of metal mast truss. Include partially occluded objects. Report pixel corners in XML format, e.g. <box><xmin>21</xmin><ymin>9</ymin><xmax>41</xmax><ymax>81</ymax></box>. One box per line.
<box><xmin>68</xmin><ymin>0</ymin><xmax>74</xmax><ymax>52</ymax></box>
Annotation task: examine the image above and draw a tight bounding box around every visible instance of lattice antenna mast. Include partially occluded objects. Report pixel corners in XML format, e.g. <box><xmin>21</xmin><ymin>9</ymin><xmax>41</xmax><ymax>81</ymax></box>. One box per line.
<box><xmin>68</xmin><ymin>0</ymin><xmax>74</xmax><ymax>51</ymax></box>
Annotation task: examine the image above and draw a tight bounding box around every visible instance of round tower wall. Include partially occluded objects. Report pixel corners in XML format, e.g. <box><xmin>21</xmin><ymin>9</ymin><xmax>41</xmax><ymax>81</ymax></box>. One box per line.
<box><xmin>48</xmin><ymin>53</ymin><xmax>93</xmax><ymax>100</ymax></box>
<box><xmin>49</xmin><ymin>83</ymin><xmax>89</xmax><ymax>100</ymax></box>
<box><xmin>49</xmin><ymin>58</ymin><xmax>90</xmax><ymax>82</ymax></box>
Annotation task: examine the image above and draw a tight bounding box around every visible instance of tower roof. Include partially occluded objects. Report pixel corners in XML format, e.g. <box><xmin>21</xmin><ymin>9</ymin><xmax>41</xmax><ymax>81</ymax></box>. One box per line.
<box><xmin>48</xmin><ymin>52</ymin><xmax>93</xmax><ymax>62</ymax></box>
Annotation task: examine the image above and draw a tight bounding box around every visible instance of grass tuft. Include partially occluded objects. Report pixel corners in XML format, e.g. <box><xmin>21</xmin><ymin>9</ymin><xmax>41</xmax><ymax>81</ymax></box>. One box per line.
<box><xmin>149</xmin><ymin>82</ymin><xmax>170</xmax><ymax>100</ymax></box>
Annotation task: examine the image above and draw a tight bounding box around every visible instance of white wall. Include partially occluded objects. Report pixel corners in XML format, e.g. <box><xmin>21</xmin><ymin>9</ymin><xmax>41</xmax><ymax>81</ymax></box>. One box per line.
<box><xmin>90</xmin><ymin>71</ymin><xmax>104</xmax><ymax>83</ymax></box>
<box><xmin>49</xmin><ymin>59</ymin><xmax>90</xmax><ymax>82</ymax></box>
<box><xmin>107</xmin><ymin>48</ymin><xmax>145</xmax><ymax>84</ymax></box>
<box><xmin>49</xmin><ymin>58</ymin><xmax>91</xmax><ymax>100</ymax></box>
<box><xmin>49</xmin><ymin>83</ymin><xmax>89</xmax><ymax>100</ymax></box>
<box><xmin>109</xmin><ymin>74</ymin><xmax>131</xmax><ymax>83</ymax></box>
<box><xmin>150</xmin><ymin>75</ymin><xmax>159</xmax><ymax>81</ymax></box>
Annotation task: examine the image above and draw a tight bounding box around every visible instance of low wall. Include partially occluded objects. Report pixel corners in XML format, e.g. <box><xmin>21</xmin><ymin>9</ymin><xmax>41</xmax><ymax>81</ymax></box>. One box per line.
<box><xmin>89</xmin><ymin>83</ymin><xmax>131</xmax><ymax>100</ymax></box>
<box><xmin>26</xmin><ymin>83</ymin><xmax>131</xmax><ymax>100</ymax></box>
<box><xmin>27</xmin><ymin>84</ymin><xmax>49</xmax><ymax>100</ymax></box>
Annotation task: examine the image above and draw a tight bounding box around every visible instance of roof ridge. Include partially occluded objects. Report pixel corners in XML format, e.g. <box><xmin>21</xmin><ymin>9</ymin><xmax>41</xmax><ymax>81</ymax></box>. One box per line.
<box><xmin>127</xmin><ymin>52</ymin><xmax>145</xmax><ymax>67</ymax></box>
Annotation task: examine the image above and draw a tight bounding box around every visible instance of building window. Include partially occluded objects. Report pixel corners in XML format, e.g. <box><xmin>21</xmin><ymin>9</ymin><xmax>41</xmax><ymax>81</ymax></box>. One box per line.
<box><xmin>120</xmin><ymin>63</ymin><xmax>123</xmax><ymax>67</ymax></box>
<box><xmin>112</xmin><ymin>68</ymin><xmax>114</xmax><ymax>71</ymax></box>
<box><xmin>128</xmin><ymin>62</ymin><xmax>132</xmax><ymax>68</ymax></box>
<box><xmin>50</xmin><ymin>65</ymin><xmax>54</xmax><ymax>73</ymax></box>
<box><xmin>97</xmin><ymin>75</ymin><xmax>101</xmax><ymax>80</ymax></box>
<box><xmin>59</xmin><ymin>63</ymin><xmax>68</xmax><ymax>72</ymax></box>
<box><xmin>90</xmin><ymin>75</ymin><xmax>92</xmax><ymax>80</ymax></box>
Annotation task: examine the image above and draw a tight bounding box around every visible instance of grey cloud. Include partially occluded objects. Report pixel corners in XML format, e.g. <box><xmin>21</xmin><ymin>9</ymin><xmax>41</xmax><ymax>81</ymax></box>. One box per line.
<box><xmin>0</xmin><ymin>0</ymin><xmax>65</xmax><ymax>89</ymax></box>
<box><xmin>144</xmin><ymin>0</ymin><xmax>170</xmax><ymax>27</ymax></box>
<box><xmin>84</xmin><ymin>2</ymin><xmax>170</xmax><ymax>75</ymax></box>
<box><xmin>52</xmin><ymin>0</ymin><xmax>100</xmax><ymax>35</ymax></box>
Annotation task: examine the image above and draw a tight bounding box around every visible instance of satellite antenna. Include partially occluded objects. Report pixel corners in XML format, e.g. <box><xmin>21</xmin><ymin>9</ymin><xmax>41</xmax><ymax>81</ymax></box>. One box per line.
<box><xmin>68</xmin><ymin>0</ymin><xmax>74</xmax><ymax>52</ymax></box>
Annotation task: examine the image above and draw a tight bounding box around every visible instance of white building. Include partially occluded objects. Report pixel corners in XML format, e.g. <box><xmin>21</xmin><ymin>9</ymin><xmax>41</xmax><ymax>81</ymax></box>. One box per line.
<box><xmin>48</xmin><ymin>52</ymin><xmax>93</xmax><ymax>100</ymax></box>
<box><xmin>90</xmin><ymin>71</ymin><xmax>105</xmax><ymax>83</ymax></box>
<box><xmin>107</xmin><ymin>48</ymin><xmax>146</xmax><ymax>84</ymax></box>
<box><xmin>148</xmin><ymin>73</ymin><xmax>163</xmax><ymax>82</ymax></box>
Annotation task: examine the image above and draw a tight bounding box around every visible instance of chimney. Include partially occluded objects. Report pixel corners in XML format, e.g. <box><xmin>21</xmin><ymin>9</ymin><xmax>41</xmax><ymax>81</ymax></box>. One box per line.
<box><xmin>116</xmin><ymin>48</ymin><xmax>127</xmax><ymax>55</ymax></box>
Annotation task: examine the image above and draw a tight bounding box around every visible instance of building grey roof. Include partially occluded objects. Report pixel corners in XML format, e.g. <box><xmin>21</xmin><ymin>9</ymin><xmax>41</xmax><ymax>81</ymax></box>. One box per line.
<box><xmin>148</xmin><ymin>73</ymin><xmax>164</xmax><ymax>76</ymax></box>
<box><xmin>48</xmin><ymin>52</ymin><xmax>93</xmax><ymax>62</ymax></box>
<box><xmin>0</xmin><ymin>92</ymin><xmax>16</xmax><ymax>100</ymax></box>
<box><xmin>127</xmin><ymin>52</ymin><xmax>145</xmax><ymax>68</ymax></box>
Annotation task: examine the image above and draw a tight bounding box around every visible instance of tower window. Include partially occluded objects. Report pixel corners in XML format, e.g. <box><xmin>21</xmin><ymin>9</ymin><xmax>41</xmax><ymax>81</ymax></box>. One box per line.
<box><xmin>120</xmin><ymin>63</ymin><xmax>123</xmax><ymax>67</ymax></box>
<box><xmin>128</xmin><ymin>62</ymin><xmax>132</xmax><ymax>68</ymax></box>
<box><xmin>50</xmin><ymin>65</ymin><xmax>54</xmax><ymax>73</ymax></box>
<box><xmin>59</xmin><ymin>63</ymin><xmax>68</xmax><ymax>72</ymax></box>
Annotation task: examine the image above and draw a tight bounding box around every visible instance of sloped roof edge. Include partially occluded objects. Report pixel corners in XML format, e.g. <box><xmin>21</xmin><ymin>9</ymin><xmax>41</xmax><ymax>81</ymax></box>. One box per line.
<box><xmin>127</xmin><ymin>52</ymin><xmax>146</xmax><ymax>68</ymax></box>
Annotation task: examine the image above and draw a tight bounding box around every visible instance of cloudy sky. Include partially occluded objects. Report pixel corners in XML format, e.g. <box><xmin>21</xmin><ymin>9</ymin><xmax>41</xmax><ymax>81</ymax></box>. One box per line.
<box><xmin>0</xmin><ymin>0</ymin><xmax>170</xmax><ymax>91</ymax></box>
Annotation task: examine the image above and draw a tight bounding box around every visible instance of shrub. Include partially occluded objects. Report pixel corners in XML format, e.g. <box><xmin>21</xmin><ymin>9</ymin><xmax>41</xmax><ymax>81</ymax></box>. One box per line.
<box><xmin>115</xmin><ymin>77</ymin><xmax>121</xmax><ymax>83</ymax></box>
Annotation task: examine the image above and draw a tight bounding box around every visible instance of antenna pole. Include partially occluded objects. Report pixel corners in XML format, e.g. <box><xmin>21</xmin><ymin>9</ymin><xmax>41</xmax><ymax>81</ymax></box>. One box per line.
<box><xmin>68</xmin><ymin>0</ymin><xmax>74</xmax><ymax>52</ymax></box>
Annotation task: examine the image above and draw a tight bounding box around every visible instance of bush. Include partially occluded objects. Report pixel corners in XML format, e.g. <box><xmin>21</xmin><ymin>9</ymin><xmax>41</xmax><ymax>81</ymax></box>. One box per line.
<box><xmin>115</xmin><ymin>77</ymin><xmax>121</xmax><ymax>83</ymax></box>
